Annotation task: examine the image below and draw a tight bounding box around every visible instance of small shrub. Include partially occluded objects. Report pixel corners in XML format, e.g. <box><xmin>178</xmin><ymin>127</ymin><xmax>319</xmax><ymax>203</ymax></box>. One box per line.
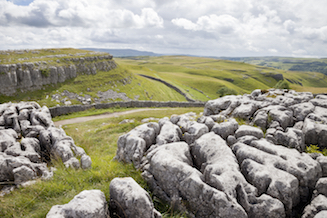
<box><xmin>274</xmin><ymin>80</ymin><xmax>290</xmax><ymax>89</ymax></box>
<box><xmin>40</xmin><ymin>68</ymin><xmax>50</xmax><ymax>77</ymax></box>
<box><xmin>216</xmin><ymin>86</ymin><xmax>237</xmax><ymax>97</ymax></box>
<box><xmin>306</xmin><ymin>145</ymin><xmax>327</xmax><ymax>156</ymax></box>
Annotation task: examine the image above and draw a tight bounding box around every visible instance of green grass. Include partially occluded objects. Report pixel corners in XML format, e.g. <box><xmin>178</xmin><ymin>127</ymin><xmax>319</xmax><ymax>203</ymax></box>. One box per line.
<box><xmin>2</xmin><ymin>51</ymin><xmax>327</xmax><ymax>107</ymax></box>
<box><xmin>0</xmin><ymin>48</ymin><xmax>106</xmax><ymax>65</ymax></box>
<box><xmin>0</xmin><ymin>65</ymin><xmax>186</xmax><ymax>107</ymax></box>
<box><xmin>0</xmin><ymin>107</ymin><xmax>203</xmax><ymax>218</ymax></box>
<box><xmin>116</xmin><ymin>56</ymin><xmax>327</xmax><ymax>99</ymax></box>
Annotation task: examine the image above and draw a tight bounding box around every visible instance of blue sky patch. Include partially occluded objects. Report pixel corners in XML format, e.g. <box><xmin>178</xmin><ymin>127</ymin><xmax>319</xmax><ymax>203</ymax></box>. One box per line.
<box><xmin>7</xmin><ymin>0</ymin><xmax>34</xmax><ymax>6</ymax></box>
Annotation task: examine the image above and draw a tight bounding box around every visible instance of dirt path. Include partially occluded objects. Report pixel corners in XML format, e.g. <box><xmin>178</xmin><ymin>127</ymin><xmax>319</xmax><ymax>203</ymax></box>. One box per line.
<box><xmin>54</xmin><ymin>108</ymin><xmax>169</xmax><ymax>126</ymax></box>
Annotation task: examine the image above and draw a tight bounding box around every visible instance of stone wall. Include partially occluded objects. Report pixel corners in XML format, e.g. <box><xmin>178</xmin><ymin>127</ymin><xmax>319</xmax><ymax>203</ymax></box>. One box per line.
<box><xmin>0</xmin><ymin>55</ymin><xmax>117</xmax><ymax>96</ymax></box>
<box><xmin>49</xmin><ymin>101</ymin><xmax>206</xmax><ymax>117</ymax></box>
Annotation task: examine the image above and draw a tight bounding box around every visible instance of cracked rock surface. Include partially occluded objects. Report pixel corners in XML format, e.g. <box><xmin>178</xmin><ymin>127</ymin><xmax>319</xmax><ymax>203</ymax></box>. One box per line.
<box><xmin>0</xmin><ymin>102</ymin><xmax>91</xmax><ymax>193</ymax></box>
<box><xmin>115</xmin><ymin>89</ymin><xmax>327</xmax><ymax>217</ymax></box>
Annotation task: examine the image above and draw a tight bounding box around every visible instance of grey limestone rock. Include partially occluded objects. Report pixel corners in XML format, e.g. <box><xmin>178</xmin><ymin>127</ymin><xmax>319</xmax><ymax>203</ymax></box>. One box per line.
<box><xmin>116</xmin><ymin>122</ymin><xmax>159</xmax><ymax>168</ymax></box>
<box><xmin>235</xmin><ymin>125</ymin><xmax>264</xmax><ymax>139</ymax></box>
<box><xmin>192</xmin><ymin>132</ymin><xmax>285</xmax><ymax>218</ymax></box>
<box><xmin>274</xmin><ymin>127</ymin><xmax>305</xmax><ymax>151</ymax></box>
<box><xmin>143</xmin><ymin>141</ymin><xmax>248</xmax><ymax>218</ymax></box>
<box><xmin>303</xmin><ymin>115</ymin><xmax>327</xmax><ymax>149</ymax></box>
<box><xmin>109</xmin><ymin>177</ymin><xmax>162</xmax><ymax>218</ymax></box>
<box><xmin>197</xmin><ymin>116</ymin><xmax>215</xmax><ymax>131</ymax></box>
<box><xmin>314</xmin><ymin>211</ymin><xmax>327</xmax><ymax>218</ymax></box>
<box><xmin>0</xmin><ymin>101</ymin><xmax>91</xmax><ymax>186</ymax></box>
<box><xmin>156</xmin><ymin>120</ymin><xmax>182</xmax><ymax>145</ymax></box>
<box><xmin>315</xmin><ymin>178</ymin><xmax>327</xmax><ymax>197</ymax></box>
<box><xmin>211</xmin><ymin>118</ymin><xmax>239</xmax><ymax>140</ymax></box>
<box><xmin>253</xmin><ymin>105</ymin><xmax>293</xmax><ymax>130</ymax></box>
<box><xmin>13</xmin><ymin>165</ymin><xmax>36</xmax><ymax>184</ymax></box>
<box><xmin>233</xmin><ymin>139</ymin><xmax>322</xmax><ymax>215</ymax></box>
<box><xmin>80</xmin><ymin>154</ymin><xmax>92</xmax><ymax>169</ymax></box>
<box><xmin>302</xmin><ymin>195</ymin><xmax>327</xmax><ymax>218</ymax></box>
<box><xmin>317</xmin><ymin>156</ymin><xmax>327</xmax><ymax>177</ymax></box>
<box><xmin>237</xmin><ymin>135</ymin><xmax>258</xmax><ymax>145</ymax></box>
<box><xmin>183</xmin><ymin>121</ymin><xmax>209</xmax><ymax>144</ymax></box>
<box><xmin>291</xmin><ymin>102</ymin><xmax>315</xmax><ymax>122</ymax></box>
<box><xmin>232</xmin><ymin>100</ymin><xmax>259</xmax><ymax>120</ymax></box>
<box><xmin>203</xmin><ymin>95</ymin><xmax>241</xmax><ymax>116</ymax></box>
<box><xmin>311</xmin><ymin>95</ymin><xmax>327</xmax><ymax>108</ymax></box>
<box><xmin>46</xmin><ymin>190</ymin><xmax>109</xmax><ymax>218</ymax></box>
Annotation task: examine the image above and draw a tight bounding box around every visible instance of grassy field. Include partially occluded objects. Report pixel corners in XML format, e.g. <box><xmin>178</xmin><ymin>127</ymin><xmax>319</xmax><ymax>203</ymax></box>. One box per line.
<box><xmin>221</xmin><ymin>56</ymin><xmax>327</xmax><ymax>75</ymax></box>
<box><xmin>0</xmin><ymin>48</ymin><xmax>106</xmax><ymax>65</ymax></box>
<box><xmin>116</xmin><ymin>56</ymin><xmax>327</xmax><ymax>99</ymax></box>
<box><xmin>0</xmin><ymin>107</ymin><xmax>204</xmax><ymax>218</ymax></box>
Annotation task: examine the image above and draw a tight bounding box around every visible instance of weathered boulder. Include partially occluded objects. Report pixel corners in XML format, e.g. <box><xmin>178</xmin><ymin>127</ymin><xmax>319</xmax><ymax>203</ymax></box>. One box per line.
<box><xmin>211</xmin><ymin>118</ymin><xmax>239</xmax><ymax>140</ymax></box>
<box><xmin>142</xmin><ymin>142</ymin><xmax>248</xmax><ymax>218</ymax></box>
<box><xmin>0</xmin><ymin>101</ymin><xmax>91</xmax><ymax>186</ymax></box>
<box><xmin>183</xmin><ymin>122</ymin><xmax>209</xmax><ymax>144</ymax></box>
<box><xmin>253</xmin><ymin>105</ymin><xmax>293</xmax><ymax>130</ymax></box>
<box><xmin>290</xmin><ymin>102</ymin><xmax>315</xmax><ymax>122</ymax></box>
<box><xmin>235</xmin><ymin>125</ymin><xmax>264</xmax><ymax>139</ymax></box>
<box><xmin>116</xmin><ymin>122</ymin><xmax>159</xmax><ymax>168</ymax></box>
<box><xmin>269</xmin><ymin>127</ymin><xmax>305</xmax><ymax>152</ymax></box>
<box><xmin>80</xmin><ymin>154</ymin><xmax>92</xmax><ymax>169</ymax></box>
<box><xmin>0</xmin><ymin>153</ymin><xmax>51</xmax><ymax>184</ymax></box>
<box><xmin>192</xmin><ymin>132</ymin><xmax>285</xmax><ymax>218</ymax></box>
<box><xmin>303</xmin><ymin>113</ymin><xmax>327</xmax><ymax>148</ymax></box>
<box><xmin>315</xmin><ymin>178</ymin><xmax>327</xmax><ymax>197</ymax></box>
<box><xmin>232</xmin><ymin>100</ymin><xmax>259</xmax><ymax>120</ymax></box>
<box><xmin>203</xmin><ymin>95</ymin><xmax>241</xmax><ymax>116</ymax></box>
<box><xmin>233</xmin><ymin>139</ymin><xmax>322</xmax><ymax>215</ymax></box>
<box><xmin>310</xmin><ymin>95</ymin><xmax>327</xmax><ymax>108</ymax></box>
<box><xmin>109</xmin><ymin>177</ymin><xmax>162</xmax><ymax>218</ymax></box>
<box><xmin>156</xmin><ymin>120</ymin><xmax>182</xmax><ymax>145</ymax></box>
<box><xmin>317</xmin><ymin>156</ymin><xmax>327</xmax><ymax>177</ymax></box>
<box><xmin>302</xmin><ymin>195</ymin><xmax>327</xmax><ymax>218</ymax></box>
<box><xmin>46</xmin><ymin>190</ymin><xmax>109</xmax><ymax>218</ymax></box>
<box><xmin>197</xmin><ymin>116</ymin><xmax>216</xmax><ymax>131</ymax></box>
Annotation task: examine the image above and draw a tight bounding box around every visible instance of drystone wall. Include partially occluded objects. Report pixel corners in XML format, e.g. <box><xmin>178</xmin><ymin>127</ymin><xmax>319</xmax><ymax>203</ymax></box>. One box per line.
<box><xmin>0</xmin><ymin>55</ymin><xmax>117</xmax><ymax>96</ymax></box>
<box><xmin>49</xmin><ymin>101</ymin><xmax>206</xmax><ymax>117</ymax></box>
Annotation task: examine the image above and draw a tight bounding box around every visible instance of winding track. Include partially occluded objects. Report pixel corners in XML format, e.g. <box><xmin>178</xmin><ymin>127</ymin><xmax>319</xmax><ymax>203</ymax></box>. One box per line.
<box><xmin>54</xmin><ymin>108</ymin><xmax>170</xmax><ymax>126</ymax></box>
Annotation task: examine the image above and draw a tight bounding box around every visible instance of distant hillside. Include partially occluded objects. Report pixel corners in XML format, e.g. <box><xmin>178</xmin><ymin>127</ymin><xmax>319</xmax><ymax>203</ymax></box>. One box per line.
<box><xmin>220</xmin><ymin>56</ymin><xmax>327</xmax><ymax>75</ymax></box>
<box><xmin>81</xmin><ymin>48</ymin><xmax>162</xmax><ymax>57</ymax></box>
<box><xmin>1</xmin><ymin>49</ymin><xmax>327</xmax><ymax>107</ymax></box>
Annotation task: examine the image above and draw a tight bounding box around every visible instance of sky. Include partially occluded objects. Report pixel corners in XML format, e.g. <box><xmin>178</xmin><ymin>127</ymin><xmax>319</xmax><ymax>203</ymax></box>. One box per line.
<box><xmin>1</xmin><ymin>0</ymin><xmax>327</xmax><ymax>57</ymax></box>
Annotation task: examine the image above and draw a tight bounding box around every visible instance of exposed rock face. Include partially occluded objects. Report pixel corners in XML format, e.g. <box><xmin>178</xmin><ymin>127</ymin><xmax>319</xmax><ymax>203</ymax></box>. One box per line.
<box><xmin>115</xmin><ymin>89</ymin><xmax>327</xmax><ymax>217</ymax></box>
<box><xmin>115</xmin><ymin>122</ymin><xmax>159</xmax><ymax>169</ymax></box>
<box><xmin>109</xmin><ymin>177</ymin><xmax>162</xmax><ymax>218</ymax></box>
<box><xmin>46</xmin><ymin>190</ymin><xmax>109</xmax><ymax>218</ymax></box>
<box><xmin>0</xmin><ymin>102</ymin><xmax>91</xmax><ymax>187</ymax></box>
<box><xmin>0</xmin><ymin>55</ymin><xmax>117</xmax><ymax>96</ymax></box>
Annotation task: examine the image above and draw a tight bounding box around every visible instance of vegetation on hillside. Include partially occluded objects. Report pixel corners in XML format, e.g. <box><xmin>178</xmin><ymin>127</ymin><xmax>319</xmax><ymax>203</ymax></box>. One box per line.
<box><xmin>1</xmin><ymin>49</ymin><xmax>327</xmax><ymax>108</ymax></box>
<box><xmin>221</xmin><ymin>56</ymin><xmax>327</xmax><ymax>75</ymax></box>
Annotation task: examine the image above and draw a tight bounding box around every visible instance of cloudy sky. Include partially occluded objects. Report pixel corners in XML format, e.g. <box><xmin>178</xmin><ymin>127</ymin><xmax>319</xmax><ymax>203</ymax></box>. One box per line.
<box><xmin>1</xmin><ymin>0</ymin><xmax>327</xmax><ymax>57</ymax></box>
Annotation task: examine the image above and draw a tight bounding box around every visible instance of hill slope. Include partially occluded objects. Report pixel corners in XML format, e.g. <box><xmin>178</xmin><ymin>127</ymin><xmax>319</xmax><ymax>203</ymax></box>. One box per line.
<box><xmin>1</xmin><ymin>49</ymin><xmax>327</xmax><ymax>107</ymax></box>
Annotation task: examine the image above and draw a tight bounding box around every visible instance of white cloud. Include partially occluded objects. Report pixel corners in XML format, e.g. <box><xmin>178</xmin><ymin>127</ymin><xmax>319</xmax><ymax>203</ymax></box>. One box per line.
<box><xmin>0</xmin><ymin>0</ymin><xmax>327</xmax><ymax>57</ymax></box>
<box><xmin>172</xmin><ymin>14</ymin><xmax>240</xmax><ymax>34</ymax></box>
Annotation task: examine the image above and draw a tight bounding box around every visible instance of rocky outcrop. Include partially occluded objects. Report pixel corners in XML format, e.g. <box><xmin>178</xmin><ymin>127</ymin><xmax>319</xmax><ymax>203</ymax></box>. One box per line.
<box><xmin>0</xmin><ymin>55</ymin><xmax>116</xmax><ymax>96</ymax></box>
<box><xmin>114</xmin><ymin>89</ymin><xmax>327</xmax><ymax>217</ymax></box>
<box><xmin>0</xmin><ymin>102</ymin><xmax>91</xmax><ymax>190</ymax></box>
<box><xmin>109</xmin><ymin>177</ymin><xmax>162</xmax><ymax>218</ymax></box>
<box><xmin>46</xmin><ymin>190</ymin><xmax>109</xmax><ymax>218</ymax></box>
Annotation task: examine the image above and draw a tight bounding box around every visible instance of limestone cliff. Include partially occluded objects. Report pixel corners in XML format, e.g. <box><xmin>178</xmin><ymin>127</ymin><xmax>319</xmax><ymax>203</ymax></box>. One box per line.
<box><xmin>0</xmin><ymin>55</ymin><xmax>117</xmax><ymax>96</ymax></box>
